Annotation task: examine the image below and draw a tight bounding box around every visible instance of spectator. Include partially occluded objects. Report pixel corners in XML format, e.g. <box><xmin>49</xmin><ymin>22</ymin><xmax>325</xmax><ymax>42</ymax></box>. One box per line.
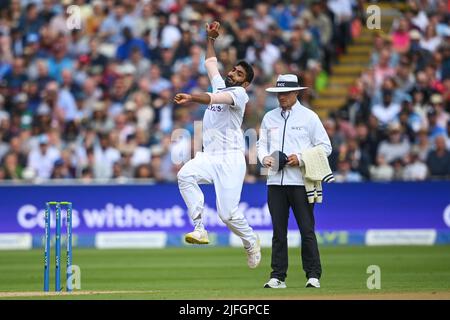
<box><xmin>7</xmin><ymin>135</ymin><xmax>28</xmax><ymax>168</ymax></box>
<box><xmin>113</xmin><ymin>112</ymin><xmax>135</xmax><ymax>144</ymax></box>
<box><xmin>59</xmin><ymin>148</ymin><xmax>76</xmax><ymax>178</ymax></box>
<box><xmin>371</xmin><ymin>77</ymin><xmax>405</xmax><ymax>108</ymax></box>
<box><xmin>157</xmin><ymin>47</ymin><xmax>176</xmax><ymax>80</ymax></box>
<box><xmin>392</xmin><ymin>158</ymin><xmax>405</xmax><ymax>181</ymax></box>
<box><xmin>4</xmin><ymin>57</ymin><xmax>28</xmax><ymax>96</ymax></box>
<box><xmin>270</xmin><ymin>2</ymin><xmax>298</xmax><ymax>31</ymax></box>
<box><xmin>408</xmin><ymin>2</ymin><xmax>429</xmax><ymax>32</ymax></box>
<box><xmin>80</xmin><ymin>167</ymin><xmax>94</xmax><ymax>183</ymax></box>
<box><xmin>372</xmin><ymin>89</ymin><xmax>401</xmax><ymax>127</ymax></box>
<box><xmin>134</xmin><ymin>163</ymin><xmax>152</xmax><ymax>179</ymax></box>
<box><xmin>129</xmin><ymin>129</ymin><xmax>151</xmax><ymax>168</ymax></box>
<box><xmin>85</xmin><ymin>0</ymin><xmax>107</xmax><ymax>36</ymax></box>
<box><xmin>0</xmin><ymin>34</ymin><xmax>13</xmax><ymax>79</ymax></box>
<box><xmin>403</xmin><ymin>149</ymin><xmax>428</xmax><ymax>181</ymax></box>
<box><xmin>430</xmin><ymin>93</ymin><xmax>450</xmax><ymax>128</ymax></box>
<box><xmin>302</xmin><ymin>1</ymin><xmax>333</xmax><ymax>72</ymax></box>
<box><xmin>370</xmin><ymin>154</ymin><xmax>394</xmax><ymax>181</ymax></box>
<box><xmin>364</xmin><ymin>115</ymin><xmax>386</xmax><ymax>162</ymax></box>
<box><xmin>373</xmin><ymin>49</ymin><xmax>396</xmax><ymax>89</ymax></box>
<box><xmin>116</xmin><ymin>27</ymin><xmax>148</xmax><ymax>62</ymax></box>
<box><xmin>135</xmin><ymin>2</ymin><xmax>157</xmax><ymax>38</ymax></box>
<box><xmin>99</xmin><ymin>1</ymin><xmax>135</xmax><ymax>45</ymax></box>
<box><xmin>51</xmin><ymin>158</ymin><xmax>71</xmax><ymax>179</ymax></box>
<box><xmin>341</xmin><ymin>83</ymin><xmax>371</xmax><ymax>124</ymax></box>
<box><xmin>1</xmin><ymin>152</ymin><xmax>22</xmax><ymax>180</ymax></box>
<box><xmin>413</xmin><ymin>127</ymin><xmax>431</xmax><ymax>161</ymax></box>
<box><xmin>327</xmin><ymin>0</ymin><xmax>353</xmax><ymax>54</ymax></box>
<box><xmin>157</xmin><ymin>13</ymin><xmax>182</xmax><ymax>49</ymax></box>
<box><xmin>394</xmin><ymin>58</ymin><xmax>415</xmax><ymax>95</ymax></box>
<box><xmin>27</xmin><ymin>134</ymin><xmax>60</xmax><ymax>179</ymax></box>
<box><xmin>127</xmin><ymin>47</ymin><xmax>151</xmax><ymax>80</ymax></box>
<box><xmin>370</xmin><ymin>32</ymin><xmax>387</xmax><ymax>67</ymax></box>
<box><xmin>427</xmin><ymin>108</ymin><xmax>447</xmax><ymax>141</ymax></box>
<box><xmin>426</xmin><ymin>135</ymin><xmax>450</xmax><ymax>178</ymax></box>
<box><xmin>334</xmin><ymin>158</ymin><xmax>363</xmax><ymax>182</ymax></box>
<box><xmin>409</xmin><ymin>30</ymin><xmax>432</xmax><ymax>72</ymax></box>
<box><xmin>246</xmin><ymin>33</ymin><xmax>280</xmax><ymax>76</ymax></box>
<box><xmin>81</xmin><ymin>77</ymin><xmax>102</xmax><ymax>113</ymax></box>
<box><xmin>87</xmin><ymin>37</ymin><xmax>108</xmax><ymax>72</ymax></box>
<box><xmin>93</xmin><ymin>133</ymin><xmax>121</xmax><ymax>179</ymax></box>
<box><xmin>224</xmin><ymin>10</ymin><xmax>254</xmax><ymax>60</ymax></box>
<box><xmin>68</xmin><ymin>29</ymin><xmax>90</xmax><ymax>58</ymax></box>
<box><xmin>392</xmin><ymin>18</ymin><xmax>411</xmax><ymax>54</ymax></box>
<box><xmin>334</xmin><ymin>109</ymin><xmax>356</xmax><ymax>140</ymax></box>
<box><xmin>441</xmin><ymin>40</ymin><xmax>450</xmax><ymax>77</ymax></box>
<box><xmin>153</xmin><ymin>89</ymin><xmax>174</xmax><ymax>134</ymax></box>
<box><xmin>18</xmin><ymin>3</ymin><xmax>44</xmax><ymax>36</ymax></box>
<box><xmin>38</xmin><ymin>0</ymin><xmax>56</xmax><ymax>23</ymax></box>
<box><xmin>148</xmin><ymin>65</ymin><xmax>171</xmax><ymax>96</ymax></box>
<box><xmin>338</xmin><ymin>137</ymin><xmax>371</xmax><ymax>179</ymax></box>
<box><xmin>377</xmin><ymin>123</ymin><xmax>411</xmax><ymax>164</ymax></box>
<box><xmin>354</xmin><ymin>123</ymin><xmax>374</xmax><ymax>165</ymax></box>
<box><xmin>411</xmin><ymin>86</ymin><xmax>430</xmax><ymax>123</ymax></box>
<box><xmin>323</xmin><ymin>118</ymin><xmax>344</xmax><ymax>170</ymax></box>
<box><xmin>174</xmin><ymin>29</ymin><xmax>194</xmax><ymax>62</ymax></box>
<box><xmin>31</xmin><ymin>59</ymin><xmax>53</xmax><ymax>91</ymax></box>
<box><xmin>57</xmin><ymin>71</ymin><xmax>78</xmax><ymax>122</ymax></box>
<box><xmin>10</xmin><ymin>27</ymin><xmax>24</xmax><ymax>57</ymax></box>
<box><xmin>398</xmin><ymin>96</ymin><xmax>423</xmax><ymax>134</ymax></box>
<box><xmin>370</xmin><ymin>33</ymin><xmax>399</xmax><ymax>68</ymax></box>
<box><xmin>49</xmin><ymin>1</ymin><xmax>75</xmax><ymax>36</ymax></box>
<box><xmin>48</xmin><ymin>38</ymin><xmax>74</xmax><ymax>84</ymax></box>
<box><xmin>421</xmin><ymin>24</ymin><xmax>442</xmax><ymax>53</ymax></box>
<box><xmin>89</xmin><ymin>101</ymin><xmax>113</xmax><ymax>133</ymax></box>
<box><xmin>254</xmin><ymin>3</ymin><xmax>275</xmax><ymax>33</ymax></box>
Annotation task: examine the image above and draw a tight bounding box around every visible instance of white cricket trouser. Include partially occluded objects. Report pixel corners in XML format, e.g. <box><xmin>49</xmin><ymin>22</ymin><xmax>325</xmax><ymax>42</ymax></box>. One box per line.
<box><xmin>177</xmin><ymin>151</ymin><xmax>257</xmax><ymax>248</ymax></box>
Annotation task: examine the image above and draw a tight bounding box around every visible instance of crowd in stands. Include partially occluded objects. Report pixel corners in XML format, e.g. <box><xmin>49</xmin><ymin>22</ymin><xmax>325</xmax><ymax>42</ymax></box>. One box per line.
<box><xmin>0</xmin><ymin>0</ymin><xmax>449</xmax><ymax>183</ymax></box>
<box><xmin>332</xmin><ymin>0</ymin><xmax>450</xmax><ymax>182</ymax></box>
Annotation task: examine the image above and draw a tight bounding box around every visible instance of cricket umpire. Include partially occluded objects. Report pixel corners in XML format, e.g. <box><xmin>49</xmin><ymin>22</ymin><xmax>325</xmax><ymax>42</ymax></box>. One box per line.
<box><xmin>257</xmin><ymin>74</ymin><xmax>332</xmax><ymax>288</ymax></box>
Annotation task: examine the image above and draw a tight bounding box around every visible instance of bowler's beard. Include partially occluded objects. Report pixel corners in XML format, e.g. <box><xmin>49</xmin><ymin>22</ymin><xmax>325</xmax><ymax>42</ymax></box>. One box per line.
<box><xmin>225</xmin><ymin>76</ymin><xmax>243</xmax><ymax>88</ymax></box>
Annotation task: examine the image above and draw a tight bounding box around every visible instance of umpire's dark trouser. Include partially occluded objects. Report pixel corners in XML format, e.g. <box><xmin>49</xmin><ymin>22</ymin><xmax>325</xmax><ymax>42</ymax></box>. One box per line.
<box><xmin>268</xmin><ymin>185</ymin><xmax>322</xmax><ymax>281</ymax></box>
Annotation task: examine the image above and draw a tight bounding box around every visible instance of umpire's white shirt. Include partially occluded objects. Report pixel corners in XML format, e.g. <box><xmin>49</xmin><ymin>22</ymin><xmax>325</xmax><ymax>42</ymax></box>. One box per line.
<box><xmin>202</xmin><ymin>75</ymin><xmax>248</xmax><ymax>154</ymax></box>
<box><xmin>257</xmin><ymin>101</ymin><xmax>332</xmax><ymax>185</ymax></box>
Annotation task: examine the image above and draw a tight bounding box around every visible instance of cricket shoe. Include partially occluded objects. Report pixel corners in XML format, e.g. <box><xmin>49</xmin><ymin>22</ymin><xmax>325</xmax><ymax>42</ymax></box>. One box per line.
<box><xmin>306</xmin><ymin>278</ymin><xmax>320</xmax><ymax>288</ymax></box>
<box><xmin>185</xmin><ymin>229</ymin><xmax>209</xmax><ymax>244</ymax></box>
<box><xmin>264</xmin><ymin>278</ymin><xmax>287</xmax><ymax>289</ymax></box>
<box><xmin>246</xmin><ymin>235</ymin><xmax>261</xmax><ymax>269</ymax></box>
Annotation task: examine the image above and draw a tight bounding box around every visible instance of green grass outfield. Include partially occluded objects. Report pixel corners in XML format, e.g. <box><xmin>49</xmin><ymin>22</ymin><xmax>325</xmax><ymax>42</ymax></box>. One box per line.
<box><xmin>0</xmin><ymin>246</ymin><xmax>449</xmax><ymax>299</ymax></box>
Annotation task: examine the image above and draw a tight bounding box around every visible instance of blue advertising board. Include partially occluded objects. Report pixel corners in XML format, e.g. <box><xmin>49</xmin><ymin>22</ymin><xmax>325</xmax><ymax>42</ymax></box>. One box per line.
<box><xmin>0</xmin><ymin>182</ymin><xmax>449</xmax><ymax>248</ymax></box>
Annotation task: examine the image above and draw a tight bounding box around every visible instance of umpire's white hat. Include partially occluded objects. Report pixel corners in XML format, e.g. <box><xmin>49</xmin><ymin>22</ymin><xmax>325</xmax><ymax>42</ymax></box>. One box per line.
<box><xmin>266</xmin><ymin>74</ymin><xmax>308</xmax><ymax>93</ymax></box>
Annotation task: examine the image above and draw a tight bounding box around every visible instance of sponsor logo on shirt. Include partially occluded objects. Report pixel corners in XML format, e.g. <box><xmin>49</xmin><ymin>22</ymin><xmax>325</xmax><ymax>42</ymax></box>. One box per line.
<box><xmin>292</xmin><ymin>126</ymin><xmax>308</xmax><ymax>136</ymax></box>
<box><xmin>207</xmin><ymin>105</ymin><xmax>224</xmax><ymax>112</ymax></box>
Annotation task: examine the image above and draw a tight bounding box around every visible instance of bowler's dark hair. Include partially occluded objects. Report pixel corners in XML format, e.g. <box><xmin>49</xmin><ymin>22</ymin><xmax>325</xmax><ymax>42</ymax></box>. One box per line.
<box><xmin>236</xmin><ymin>61</ymin><xmax>254</xmax><ymax>84</ymax></box>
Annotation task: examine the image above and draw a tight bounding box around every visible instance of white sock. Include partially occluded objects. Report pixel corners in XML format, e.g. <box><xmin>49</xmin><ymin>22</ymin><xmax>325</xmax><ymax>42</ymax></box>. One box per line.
<box><xmin>193</xmin><ymin>216</ymin><xmax>205</xmax><ymax>231</ymax></box>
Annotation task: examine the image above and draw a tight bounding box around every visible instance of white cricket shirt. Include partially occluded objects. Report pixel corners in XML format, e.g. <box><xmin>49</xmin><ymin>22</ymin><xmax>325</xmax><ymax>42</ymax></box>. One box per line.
<box><xmin>202</xmin><ymin>75</ymin><xmax>248</xmax><ymax>154</ymax></box>
<box><xmin>257</xmin><ymin>101</ymin><xmax>332</xmax><ymax>185</ymax></box>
